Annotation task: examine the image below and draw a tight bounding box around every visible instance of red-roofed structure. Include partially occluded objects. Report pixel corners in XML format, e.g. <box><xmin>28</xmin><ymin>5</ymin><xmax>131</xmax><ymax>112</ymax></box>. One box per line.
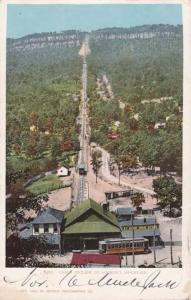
<box><xmin>107</xmin><ymin>132</ymin><xmax>121</xmax><ymax>140</ymax></box>
<box><xmin>71</xmin><ymin>253</ymin><xmax>121</xmax><ymax>267</ymax></box>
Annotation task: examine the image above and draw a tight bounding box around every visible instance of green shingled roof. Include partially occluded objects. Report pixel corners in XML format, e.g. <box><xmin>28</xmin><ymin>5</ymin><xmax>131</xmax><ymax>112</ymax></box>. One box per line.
<box><xmin>63</xmin><ymin>199</ymin><xmax>120</xmax><ymax>233</ymax></box>
<box><xmin>64</xmin><ymin>199</ymin><xmax>118</xmax><ymax>228</ymax></box>
<box><xmin>63</xmin><ymin>221</ymin><xmax>120</xmax><ymax>234</ymax></box>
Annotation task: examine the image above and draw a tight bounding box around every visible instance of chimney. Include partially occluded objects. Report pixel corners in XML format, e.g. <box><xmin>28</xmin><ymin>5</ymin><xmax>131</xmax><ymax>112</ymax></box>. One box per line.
<box><xmin>103</xmin><ymin>202</ymin><xmax>109</xmax><ymax>213</ymax></box>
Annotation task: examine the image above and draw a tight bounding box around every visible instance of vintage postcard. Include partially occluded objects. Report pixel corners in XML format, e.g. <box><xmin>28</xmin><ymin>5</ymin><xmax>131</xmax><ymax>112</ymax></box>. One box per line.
<box><xmin>0</xmin><ymin>0</ymin><xmax>191</xmax><ymax>299</ymax></box>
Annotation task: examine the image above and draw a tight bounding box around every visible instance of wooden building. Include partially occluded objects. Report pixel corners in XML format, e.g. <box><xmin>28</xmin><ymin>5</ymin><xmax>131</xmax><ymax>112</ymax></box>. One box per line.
<box><xmin>57</xmin><ymin>166</ymin><xmax>69</xmax><ymax>177</ymax></box>
<box><xmin>116</xmin><ymin>207</ymin><xmax>135</xmax><ymax>221</ymax></box>
<box><xmin>19</xmin><ymin>207</ymin><xmax>64</xmax><ymax>251</ymax></box>
<box><xmin>61</xmin><ymin>199</ymin><xmax>121</xmax><ymax>252</ymax></box>
<box><xmin>116</xmin><ymin>207</ymin><xmax>154</xmax><ymax>221</ymax></box>
<box><xmin>119</xmin><ymin>216</ymin><xmax>161</xmax><ymax>246</ymax></box>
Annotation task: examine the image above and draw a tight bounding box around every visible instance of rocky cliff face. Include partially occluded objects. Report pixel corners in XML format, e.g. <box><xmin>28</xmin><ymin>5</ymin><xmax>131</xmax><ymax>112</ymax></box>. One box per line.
<box><xmin>91</xmin><ymin>25</ymin><xmax>182</xmax><ymax>43</ymax></box>
<box><xmin>91</xmin><ymin>31</ymin><xmax>181</xmax><ymax>41</ymax></box>
<box><xmin>7</xmin><ymin>25</ymin><xmax>182</xmax><ymax>52</ymax></box>
<box><xmin>7</xmin><ymin>31</ymin><xmax>85</xmax><ymax>52</ymax></box>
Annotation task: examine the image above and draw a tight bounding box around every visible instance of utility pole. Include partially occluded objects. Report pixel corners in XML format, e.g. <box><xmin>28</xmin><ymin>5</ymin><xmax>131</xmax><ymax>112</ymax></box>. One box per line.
<box><xmin>131</xmin><ymin>213</ymin><xmax>135</xmax><ymax>267</ymax></box>
<box><xmin>87</xmin><ymin>181</ymin><xmax>89</xmax><ymax>199</ymax></box>
<box><xmin>170</xmin><ymin>229</ymin><xmax>174</xmax><ymax>265</ymax></box>
<box><xmin>125</xmin><ymin>242</ymin><xmax>128</xmax><ymax>267</ymax></box>
<box><xmin>153</xmin><ymin>215</ymin><xmax>156</xmax><ymax>265</ymax></box>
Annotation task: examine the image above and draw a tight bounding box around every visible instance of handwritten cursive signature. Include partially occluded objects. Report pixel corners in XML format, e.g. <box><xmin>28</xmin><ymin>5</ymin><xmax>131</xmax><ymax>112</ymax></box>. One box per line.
<box><xmin>3</xmin><ymin>268</ymin><xmax>180</xmax><ymax>294</ymax></box>
<box><xmin>88</xmin><ymin>270</ymin><xmax>180</xmax><ymax>294</ymax></box>
<box><xmin>4</xmin><ymin>268</ymin><xmax>48</xmax><ymax>288</ymax></box>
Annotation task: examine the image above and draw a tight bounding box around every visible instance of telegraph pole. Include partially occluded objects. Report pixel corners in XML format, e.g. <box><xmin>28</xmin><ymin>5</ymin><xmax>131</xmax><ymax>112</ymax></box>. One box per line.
<box><xmin>153</xmin><ymin>215</ymin><xmax>156</xmax><ymax>265</ymax></box>
<box><xmin>131</xmin><ymin>213</ymin><xmax>135</xmax><ymax>267</ymax></box>
<box><xmin>170</xmin><ymin>229</ymin><xmax>174</xmax><ymax>265</ymax></box>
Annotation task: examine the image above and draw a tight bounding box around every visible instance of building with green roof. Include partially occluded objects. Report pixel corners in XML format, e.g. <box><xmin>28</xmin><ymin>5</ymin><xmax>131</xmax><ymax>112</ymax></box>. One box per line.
<box><xmin>61</xmin><ymin>199</ymin><xmax>121</xmax><ymax>251</ymax></box>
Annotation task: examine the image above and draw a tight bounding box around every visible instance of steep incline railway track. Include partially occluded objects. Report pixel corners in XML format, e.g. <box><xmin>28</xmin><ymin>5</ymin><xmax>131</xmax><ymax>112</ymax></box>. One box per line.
<box><xmin>76</xmin><ymin>39</ymin><xmax>90</xmax><ymax>204</ymax></box>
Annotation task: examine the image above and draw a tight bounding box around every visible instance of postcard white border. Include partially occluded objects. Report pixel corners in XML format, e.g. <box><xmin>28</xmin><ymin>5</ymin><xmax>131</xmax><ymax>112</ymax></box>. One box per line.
<box><xmin>0</xmin><ymin>0</ymin><xmax>191</xmax><ymax>299</ymax></box>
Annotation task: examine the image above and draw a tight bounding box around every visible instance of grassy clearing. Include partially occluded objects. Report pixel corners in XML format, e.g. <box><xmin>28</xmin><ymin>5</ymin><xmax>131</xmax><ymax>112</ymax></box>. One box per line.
<box><xmin>57</xmin><ymin>151</ymin><xmax>78</xmax><ymax>167</ymax></box>
<box><xmin>26</xmin><ymin>174</ymin><xmax>63</xmax><ymax>195</ymax></box>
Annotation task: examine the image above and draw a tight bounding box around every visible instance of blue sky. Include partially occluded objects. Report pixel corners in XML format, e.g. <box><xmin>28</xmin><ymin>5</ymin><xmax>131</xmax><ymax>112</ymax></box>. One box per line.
<box><xmin>7</xmin><ymin>4</ymin><xmax>182</xmax><ymax>38</ymax></box>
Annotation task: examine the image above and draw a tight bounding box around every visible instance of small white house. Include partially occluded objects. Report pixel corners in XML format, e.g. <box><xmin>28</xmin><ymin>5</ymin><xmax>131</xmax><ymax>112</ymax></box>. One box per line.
<box><xmin>57</xmin><ymin>166</ymin><xmax>69</xmax><ymax>177</ymax></box>
<box><xmin>154</xmin><ymin>122</ymin><xmax>166</xmax><ymax>129</ymax></box>
<box><xmin>114</xmin><ymin>121</ymin><xmax>121</xmax><ymax>127</ymax></box>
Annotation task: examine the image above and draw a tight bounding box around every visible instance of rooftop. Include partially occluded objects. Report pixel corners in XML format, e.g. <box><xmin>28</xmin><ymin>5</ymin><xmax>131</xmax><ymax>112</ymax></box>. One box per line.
<box><xmin>99</xmin><ymin>237</ymin><xmax>147</xmax><ymax>244</ymax></box>
<box><xmin>63</xmin><ymin>221</ymin><xmax>120</xmax><ymax>234</ymax></box>
<box><xmin>117</xmin><ymin>207</ymin><xmax>135</xmax><ymax>215</ymax></box>
<box><xmin>122</xmin><ymin>229</ymin><xmax>161</xmax><ymax>238</ymax></box>
<box><xmin>119</xmin><ymin>217</ymin><xmax>157</xmax><ymax>226</ymax></box>
<box><xmin>64</xmin><ymin>199</ymin><xmax>119</xmax><ymax>228</ymax></box>
<box><xmin>62</xmin><ymin>199</ymin><xmax>120</xmax><ymax>235</ymax></box>
<box><xmin>71</xmin><ymin>253</ymin><xmax>121</xmax><ymax>266</ymax></box>
<box><xmin>32</xmin><ymin>207</ymin><xmax>64</xmax><ymax>224</ymax></box>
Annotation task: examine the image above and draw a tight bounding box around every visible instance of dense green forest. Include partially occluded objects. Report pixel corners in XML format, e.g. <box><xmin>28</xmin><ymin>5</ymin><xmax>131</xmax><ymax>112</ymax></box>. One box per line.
<box><xmin>7</xmin><ymin>46</ymin><xmax>82</xmax><ymax>194</ymax></box>
<box><xmin>88</xmin><ymin>31</ymin><xmax>183</xmax><ymax>175</ymax></box>
<box><xmin>7</xmin><ymin>25</ymin><xmax>183</xmax><ymax>198</ymax></box>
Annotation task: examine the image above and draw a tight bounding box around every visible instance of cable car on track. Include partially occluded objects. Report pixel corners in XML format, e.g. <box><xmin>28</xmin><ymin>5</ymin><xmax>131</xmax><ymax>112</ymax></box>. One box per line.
<box><xmin>79</xmin><ymin>163</ymin><xmax>87</xmax><ymax>175</ymax></box>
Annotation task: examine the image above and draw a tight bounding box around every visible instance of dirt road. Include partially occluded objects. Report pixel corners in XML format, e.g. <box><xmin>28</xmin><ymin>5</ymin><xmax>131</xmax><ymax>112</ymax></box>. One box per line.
<box><xmin>98</xmin><ymin>146</ymin><xmax>156</xmax><ymax>196</ymax></box>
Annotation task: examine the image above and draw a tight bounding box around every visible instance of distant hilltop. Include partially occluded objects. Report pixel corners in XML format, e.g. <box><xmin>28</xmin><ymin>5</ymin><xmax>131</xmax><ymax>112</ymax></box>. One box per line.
<box><xmin>7</xmin><ymin>24</ymin><xmax>182</xmax><ymax>52</ymax></box>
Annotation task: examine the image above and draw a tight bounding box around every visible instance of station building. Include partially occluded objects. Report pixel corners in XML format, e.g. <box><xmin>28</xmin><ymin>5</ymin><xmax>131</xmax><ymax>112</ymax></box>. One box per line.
<box><xmin>119</xmin><ymin>216</ymin><xmax>161</xmax><ymax>246</ymax></box>
<box><xmin>61</xmin><ymin>199</ymin><xmax>121</xmax><ymax>252</ymax></box>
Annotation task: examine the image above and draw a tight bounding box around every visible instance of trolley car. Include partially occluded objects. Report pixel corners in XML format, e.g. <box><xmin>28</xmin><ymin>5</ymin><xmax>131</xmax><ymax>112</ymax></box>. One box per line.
<box><xmin>99</xmin><ymin>237</ymin><xmax>150</xmax><ymax>255</ymax></box>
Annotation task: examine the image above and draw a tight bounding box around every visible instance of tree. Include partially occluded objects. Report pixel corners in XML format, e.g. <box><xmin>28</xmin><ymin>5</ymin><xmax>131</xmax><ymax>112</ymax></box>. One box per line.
<box><xmin>6</xmin><ymin>233</ymin><xmax>52</xmax><ymax>267</ymax></box>
<box><xmin>112</xmin><ymin>154</ymin><xmax>137</xmax><ymax>186</ymax></box>
<box><xmin>6</xmin><ymin>193</ymin><xmax>49</xmax><ymax>240</ymax></box>
<box><xmin>36</xmin><ymin>136</ymin><xmax>47</xmax><ymax>156</ymax></box>
<box><xmin>13</xmin><ymin>143</ymin><xmax>21</xmax><ymax>155</ymax></box>
<box><xmin>139</xmin><ymin>135</ymin><xmax>160</xmax><ymax>170</ymax></box>
<box><xmin>44</xmin><ymin>117</ymin><xmax>54</xmax><ymax>133</ymax></box>
<box><xmin>50</xmin><ymin>138</ymin><xmax>62</xmax><ymax>158</ymax></box>
<box><xmin>153</xmin><ymin>176</ymin><xmax>182</xmax><ymax>216</ymax></box>
<box><xmin>91</xmin><ymin>150</ymin><xmax>103</xmax><ymax>183</ymax></box>
<box><xmin>129</xmin><ymin>118</ymin><xmax>139</xmax><ymax>131</ymax></box>
<box><xmin>29</xmin><ymin>111</ymin><xmax>38</xmax><ymax>126</ymax></box>
<box><xmin>24</xmin><ymin>138</ymin><xmax>38</xmax><ymax>158</ymax></box>
<box><xmin>159</xmin><ymin>131</ymin><xmax>182</xmax><ymax>174</ymax></box>
<box><xmin>131</xmin><ymin>192</ymin><xmax>145</xmax><ymax>210</ymax></box>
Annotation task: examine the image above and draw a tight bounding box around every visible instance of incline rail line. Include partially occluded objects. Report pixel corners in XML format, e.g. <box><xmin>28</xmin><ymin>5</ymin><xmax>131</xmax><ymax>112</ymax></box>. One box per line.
<box><xmin>76</xmin><ymin>39</ymin><xmax>90</xmax><ymax>204</ymax></box>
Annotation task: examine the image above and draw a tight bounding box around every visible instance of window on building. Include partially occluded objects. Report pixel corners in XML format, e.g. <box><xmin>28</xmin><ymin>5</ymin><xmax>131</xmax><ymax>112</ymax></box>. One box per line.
<box><xmin>34</xmin><ymin>224</ymin><xmax>39</xmax><ymax>234</ymax></box>
<box><xmin>53</xmin><ymin>223</ymin><xmax>58</xmax><ymax>233</ymax></box>
<box><xmin>44</xmin><ymin>224</ymin><xmax>49</xmax><ymax>233</ymax></box>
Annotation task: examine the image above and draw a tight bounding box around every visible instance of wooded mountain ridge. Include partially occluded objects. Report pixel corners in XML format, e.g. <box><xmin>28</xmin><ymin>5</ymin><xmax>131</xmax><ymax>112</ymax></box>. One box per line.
<box><xmin>7</xmin><ymin>24</ymin><xmax>182</xmax><ymax>52</ymax></box>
